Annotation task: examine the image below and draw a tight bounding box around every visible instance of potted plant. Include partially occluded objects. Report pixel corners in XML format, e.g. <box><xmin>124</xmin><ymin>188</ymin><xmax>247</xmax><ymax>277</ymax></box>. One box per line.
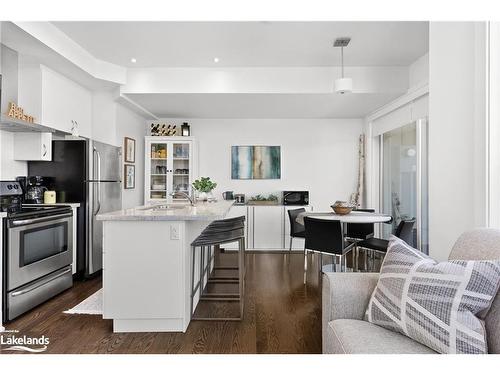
<box><xmin>192</xmin><ymin>177</ymin><xmax>217</xmax><ymax>201</ymax></box>
<box><xmin>247</xmin><ymin>194</ymin><xmax>279</xmax><ymax>205</ymax></box>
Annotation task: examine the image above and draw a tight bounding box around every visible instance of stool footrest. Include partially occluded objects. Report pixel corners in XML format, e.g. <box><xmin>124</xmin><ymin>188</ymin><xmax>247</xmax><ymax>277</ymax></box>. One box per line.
<box><xmin>202</xmin><ymin>293</ymin><xmax>240</xmax><ymax>298</ymax></box>
<box><xmin>209</xmin><ymin>274</ymin><xmax>239</xmax><ymax>279</ymax></box>
<box><xmin>200</xmin><ymin>297</ymin><xmax>240</xmax><ymax>302</ymax></box>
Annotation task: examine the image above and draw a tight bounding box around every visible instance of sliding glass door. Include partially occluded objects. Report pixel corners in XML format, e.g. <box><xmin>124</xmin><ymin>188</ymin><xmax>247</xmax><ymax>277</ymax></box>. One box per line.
<box><xmin>380</xmin><ymin>119</ymin><xmax>428</xmax><ymax>253</ymax></box>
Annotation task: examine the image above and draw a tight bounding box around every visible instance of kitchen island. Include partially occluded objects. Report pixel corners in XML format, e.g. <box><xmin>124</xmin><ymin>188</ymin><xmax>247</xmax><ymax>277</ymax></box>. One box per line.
<box><xmin>97</xmin><ymin>200</ymin><xmax>234</xmax><ymax>333</ymax></box>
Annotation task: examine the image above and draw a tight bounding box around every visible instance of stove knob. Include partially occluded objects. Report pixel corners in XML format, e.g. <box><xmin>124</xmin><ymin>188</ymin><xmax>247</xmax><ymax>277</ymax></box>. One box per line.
<box><xmin>13</xmin><ymin>184</ymin><xmax>19</xmax><ymax>189</ymax></box>
<box><xmin>7</xmin><ymin>184</ymin><xmax>13</xmax><ymax>190</ymax></box>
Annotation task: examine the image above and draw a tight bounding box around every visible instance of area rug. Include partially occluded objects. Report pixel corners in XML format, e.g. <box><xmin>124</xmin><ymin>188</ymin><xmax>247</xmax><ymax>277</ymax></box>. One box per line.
<box><xmin>64</xmin><ymin>289</ymin><xmax>103</xmax><ymax>315</ymax></box>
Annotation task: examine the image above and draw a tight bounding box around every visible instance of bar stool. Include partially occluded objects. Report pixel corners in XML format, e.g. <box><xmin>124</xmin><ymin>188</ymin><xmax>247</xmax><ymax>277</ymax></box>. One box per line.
<box><xmin>202</xmin><ymin>216</ymin><xmax>246</xmax><ymax>275</ymax></box>
<box><xmin>190</xmin><ymin>216</ymin><xmax>246</xmax><ymax>321</ymax></box>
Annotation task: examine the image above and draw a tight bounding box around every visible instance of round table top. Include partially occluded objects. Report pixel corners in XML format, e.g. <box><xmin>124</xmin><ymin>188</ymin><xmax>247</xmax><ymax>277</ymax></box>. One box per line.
<box><xmin>296</xmin><ymin>211</ymin><xmax>392</xmax><ymax>225</ymax></box>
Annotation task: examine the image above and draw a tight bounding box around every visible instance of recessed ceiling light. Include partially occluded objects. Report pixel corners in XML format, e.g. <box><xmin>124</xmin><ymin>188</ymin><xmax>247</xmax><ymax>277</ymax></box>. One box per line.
<box><xmin>131</xmin><ymin>58</ymin><xmax>137</xmax><ymax>63</ymax></box>
<box><xmin>213</xmin><ymin>57</ymin><xmax>219</xmax><ymax>63</ymax></box>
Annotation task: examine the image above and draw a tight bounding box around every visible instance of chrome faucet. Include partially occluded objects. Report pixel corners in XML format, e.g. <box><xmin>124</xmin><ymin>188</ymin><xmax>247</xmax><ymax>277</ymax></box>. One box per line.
<box><xmin>170</xmin><ymin>191</ymin><xmax>195</xmax><ymax>206</ymax></box>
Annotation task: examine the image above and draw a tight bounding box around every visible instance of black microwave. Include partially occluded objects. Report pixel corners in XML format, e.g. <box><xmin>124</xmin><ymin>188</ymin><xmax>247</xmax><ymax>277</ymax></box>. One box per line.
<box><xmin>283</xmin><ymin>191</ymin><xmax>309</xmax><ymax>206</ymax></box>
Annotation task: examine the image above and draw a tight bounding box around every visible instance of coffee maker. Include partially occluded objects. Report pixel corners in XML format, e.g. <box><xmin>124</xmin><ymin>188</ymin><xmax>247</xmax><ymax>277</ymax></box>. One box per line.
<box><xmin>25</xmin><ymin>176</ymin><xmax>48</xmax><ymax>204</ymax></box>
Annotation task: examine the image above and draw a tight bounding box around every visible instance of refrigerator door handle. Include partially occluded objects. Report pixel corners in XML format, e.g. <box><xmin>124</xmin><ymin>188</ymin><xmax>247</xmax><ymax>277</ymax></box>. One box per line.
<box><xmin>86</xmin><ymin>180</ymin><xmax>121</xmax><ymax>183</ymax></box>
<box><xmin>93</xmin><ymin>147</ymin><xmax>102</xmax><ymax>215</ymax></box>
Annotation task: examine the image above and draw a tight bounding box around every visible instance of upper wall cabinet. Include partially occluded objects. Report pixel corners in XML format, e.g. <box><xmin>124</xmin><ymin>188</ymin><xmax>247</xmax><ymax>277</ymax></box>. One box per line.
<box><xmin>14</xmin><ymin>132</ymin><xmax>52</xmax><ymax>161</ymax></box>
<box><xmin>40</xmin><ymin>66</ymin><xmax>92</xmax><ymax>138</ymax></box>
<box><xmin>91</xmin><ymin>91</ymin><xmax>118</xmax><ymax>146</ymax></box>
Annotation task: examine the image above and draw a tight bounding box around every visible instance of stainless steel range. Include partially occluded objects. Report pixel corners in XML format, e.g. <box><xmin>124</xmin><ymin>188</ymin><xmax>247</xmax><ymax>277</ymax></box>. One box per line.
<box><xmin>1</xmin><ymin>181</ymin><xmax>73</xmax><ymax>322</ymax></box>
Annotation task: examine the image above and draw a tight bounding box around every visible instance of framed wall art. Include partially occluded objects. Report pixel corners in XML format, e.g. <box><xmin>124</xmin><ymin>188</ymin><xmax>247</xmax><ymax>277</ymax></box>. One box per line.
<box><xmin>231</xmin><ymin>145</ymin><xmax>281</xmax><ymax>180</ymax></box>
<box><xmin>124</xmin><ymin>137</ymin><xmax>136</xmax><ymax>163</ymax></box>
<box><xmin>124</xmin><ymin>164</ymin><xmax>135</xmax><ymax>189</ymax></box>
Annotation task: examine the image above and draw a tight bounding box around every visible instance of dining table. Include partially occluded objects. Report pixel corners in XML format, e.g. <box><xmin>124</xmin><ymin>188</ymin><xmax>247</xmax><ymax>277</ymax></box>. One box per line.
<box><xmin>295</xmin><ymin>210</ymin><xmax>393</xmax><ymax>272</ymax></box>
<box><xmin>295</xmin><ymin>210</ymin><xmax>392</xmax><ymax>225</ymax></box>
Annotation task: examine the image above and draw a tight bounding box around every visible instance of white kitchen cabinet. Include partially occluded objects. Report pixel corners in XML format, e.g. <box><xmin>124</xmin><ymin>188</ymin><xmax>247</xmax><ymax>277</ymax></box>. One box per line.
<box><xmin>145</xmin><ymin>136</ymin><xmax>197</xmax><ymax>204</ymax></box>
<box><xmin>250</xmin><ymin>206</ymin><xmax>284</xmax><ymax>250</ymax></box>
<box><xmin>40</xmin><ymin>66</ymin><xmax>92</xmax><ymax>138</ymax></box>
<box><xmin>222</xmin><ymin>205</ymin><xmax>313</xmax><ymax>251</ymax></box>
<box><xmin>13</xmin><ymin>132</ymin><xmax>52</xmax><ymax>161</ymax></box>
<box><xmin>222</xmin><ymin>204</ymin><xmax>248</xmax><ymax>250</ymax></box>
<box><xmin>283</xmin><ymin>205</ymin><xmax>313</xmax><ymax>250</ymax></box>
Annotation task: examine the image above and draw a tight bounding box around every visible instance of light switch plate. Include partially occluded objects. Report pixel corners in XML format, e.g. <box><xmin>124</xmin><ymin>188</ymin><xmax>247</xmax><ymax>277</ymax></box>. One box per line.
<box><xmin>170</xmin><ymin>224</ymin><xmax>180</xmax><ymax>240</ymax></box>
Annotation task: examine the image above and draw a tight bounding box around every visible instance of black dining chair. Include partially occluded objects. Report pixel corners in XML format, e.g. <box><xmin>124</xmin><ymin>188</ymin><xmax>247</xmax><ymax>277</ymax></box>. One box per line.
<box><xmin>356</xmin><ymin>219</ymin><xmax>416</xmax><ymax>270</ymax></box>
<box><xmin>287</xmin><ymin>208</ymin><xmax>306</xmax><ymax>252</ymax></box>
<box><xmin>345</xmin><ymin>208</ymin><xmax>376</xmax><ymax>272</ymax></box>
<box><xmin>345</xmin><ymin>208</ymin><xmax>376</xmax><ymax>242</ymax></box>
<box><xmin>303</xmin><ymin>217</ymin><xmax>356</xmax><ymax>284</ymax></box>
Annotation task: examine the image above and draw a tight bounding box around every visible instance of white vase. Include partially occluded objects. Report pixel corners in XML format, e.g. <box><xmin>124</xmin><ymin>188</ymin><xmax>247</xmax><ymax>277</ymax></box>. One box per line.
<box><xmin>198</xmin><ymin>192</ymin><xmax>208</xmax><ymax>201</ymax></box>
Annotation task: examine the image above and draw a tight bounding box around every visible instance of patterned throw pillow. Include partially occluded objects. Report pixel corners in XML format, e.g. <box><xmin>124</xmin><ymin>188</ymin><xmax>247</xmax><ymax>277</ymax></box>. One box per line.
<box><xmin>365</xmin><ymin>236</ymin><xmax>500</xmax><ymax>354</ymax></box>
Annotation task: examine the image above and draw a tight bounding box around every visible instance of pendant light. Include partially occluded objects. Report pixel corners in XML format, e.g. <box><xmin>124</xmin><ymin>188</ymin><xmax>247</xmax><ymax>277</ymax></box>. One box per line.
<box><xmin>334</xmin><ymin>37</ymin><xmax>352</xmax><ymax>94</ymax></box>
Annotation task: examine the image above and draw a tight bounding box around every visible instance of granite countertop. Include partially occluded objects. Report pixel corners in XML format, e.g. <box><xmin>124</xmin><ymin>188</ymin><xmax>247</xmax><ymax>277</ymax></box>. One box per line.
<box><xmin>97</xmin><ymin>200</ymin><xmax>235</xmax><ymax>221</ymax></box>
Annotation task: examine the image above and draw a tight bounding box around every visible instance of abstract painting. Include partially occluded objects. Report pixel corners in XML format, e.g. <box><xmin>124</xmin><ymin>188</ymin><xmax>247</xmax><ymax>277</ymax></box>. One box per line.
<box><xmin>231</xmin><ymin>146</ymin><xmax>281</xmax><ymax>179</ymax></box>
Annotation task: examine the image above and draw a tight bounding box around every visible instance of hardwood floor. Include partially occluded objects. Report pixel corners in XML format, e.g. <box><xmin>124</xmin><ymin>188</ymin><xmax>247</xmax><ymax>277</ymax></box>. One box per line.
<box><xmin>3</xmin><ymin>252</ymin><xmax>325</xmax><ymax>354</ymax></box>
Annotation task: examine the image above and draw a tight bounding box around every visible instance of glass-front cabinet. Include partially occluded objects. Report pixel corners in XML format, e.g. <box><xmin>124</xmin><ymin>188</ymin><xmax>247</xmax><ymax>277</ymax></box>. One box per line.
<box><xmin>145</xmin><ymin>137</ymin><xmax>195</xmax><ymax>204</ymax></box>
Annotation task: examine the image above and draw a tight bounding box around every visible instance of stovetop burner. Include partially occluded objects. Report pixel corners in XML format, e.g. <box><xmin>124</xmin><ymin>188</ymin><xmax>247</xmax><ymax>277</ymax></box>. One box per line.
<box><xmin>1</xmin><ymin>180</ymin><xmax>72</xmax><ymax>219</ymax></box>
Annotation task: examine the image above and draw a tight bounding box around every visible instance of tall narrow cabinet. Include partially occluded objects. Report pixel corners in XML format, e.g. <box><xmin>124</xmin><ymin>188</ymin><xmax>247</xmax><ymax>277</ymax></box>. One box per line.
<box><xmin>144</xmin><ymin>136</ymin><xmax>197</xmax><ymax>204</ymax></box>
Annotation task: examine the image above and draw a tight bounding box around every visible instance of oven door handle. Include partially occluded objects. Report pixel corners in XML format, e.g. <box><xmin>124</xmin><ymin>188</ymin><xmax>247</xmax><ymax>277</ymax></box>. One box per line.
<box><xmin>10</xmin><ymin>213</ymin><xmax>73</xmax><ymax>227</ymax></box>
<box><xmin>10</xmin><ymin>267</ymin><xmax>72</xmax><ymax>297</ymax></box>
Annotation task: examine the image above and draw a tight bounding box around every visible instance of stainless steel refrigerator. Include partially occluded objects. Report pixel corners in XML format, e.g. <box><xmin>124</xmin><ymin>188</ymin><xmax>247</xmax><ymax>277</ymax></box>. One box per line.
<box><xmin>86</xmin><ymin>140</ymin><xmax>122</xmax><ymax>275</ymax></box>
<box><xmin>28</xmin><ymin>139</ymin><xmax>122</xmax><ymax>277</ymax></box>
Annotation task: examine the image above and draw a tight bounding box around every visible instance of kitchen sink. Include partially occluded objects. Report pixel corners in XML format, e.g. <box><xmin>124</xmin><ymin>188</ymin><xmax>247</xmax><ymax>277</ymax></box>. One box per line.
<box><xmin>140</xmin><ymin>203</ymin><xmax>190</xmax><ymax>211</ymax></box>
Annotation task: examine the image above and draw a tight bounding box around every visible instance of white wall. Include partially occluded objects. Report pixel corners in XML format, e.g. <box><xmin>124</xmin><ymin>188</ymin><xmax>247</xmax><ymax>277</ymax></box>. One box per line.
<box><xmin>158</xmin><ymin>118</ymin><xmax>363</xmax><ymax>211</ymax></box>
<box><xmin>409</xmin><ymin>53</ymin><xmax>429</xmax><ymax>89</ymax></box>
<box><xmin>124</xmin><ymin>66</ymin><xmax>409</xmax><ymax>95</ymax></box>
<box><xmin>428</xmin><ymin>22</ymin><xmax>488</xmax><ymax>260</ymax></box>
<box><xmin>489</xmin><ymin>22</ymin><xmax>500</xmax><ymax>228</ymax></box>
<box><xmin>92</xmin><ymin>91</ymin><xmax>147</xmax><ymax>208</ymax></box>
<box><xmin>364</xmin><ymin>51</ymin><xmax>430</xmax><ymax>214</ymax></box>
<box><xmin>0</xmin><ymin>131</ymin><xmax>28</xmax><ymax>179</ymax></box>
<box><xmin>117</xmin><ymin>104</ymin><xmax>145</xmax><ymax>208</ymax></box>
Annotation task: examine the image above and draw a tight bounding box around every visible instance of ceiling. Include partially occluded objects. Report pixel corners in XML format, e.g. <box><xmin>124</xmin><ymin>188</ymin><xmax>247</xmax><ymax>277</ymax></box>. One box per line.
<box><xmin>52</xmin><ymin>21</ymin><xmax>429</xmax><ymax>68</ymax></box>
<box><xmin>124</xmin><ymin>93</ymin><xmax>402</xmax><ymax>119</ymax></box>
<box><xmin>1</xmin><ymin>22</ymin><xmax>120</xmax><ymax>90</ymax></box>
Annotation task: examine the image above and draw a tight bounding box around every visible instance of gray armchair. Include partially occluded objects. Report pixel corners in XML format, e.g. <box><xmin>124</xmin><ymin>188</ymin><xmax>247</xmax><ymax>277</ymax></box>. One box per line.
<box><xmin>322</xmin><ymin>228</ymin><xmax>500</xmax><ymax>354</ymax></box>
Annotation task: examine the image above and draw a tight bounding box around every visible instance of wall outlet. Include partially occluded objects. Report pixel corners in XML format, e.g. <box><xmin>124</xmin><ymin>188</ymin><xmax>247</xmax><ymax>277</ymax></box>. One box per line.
<box><xmin>170</xmin><ymin>224</ymin><xmax>180</xmax><ymax>240</ymax></box>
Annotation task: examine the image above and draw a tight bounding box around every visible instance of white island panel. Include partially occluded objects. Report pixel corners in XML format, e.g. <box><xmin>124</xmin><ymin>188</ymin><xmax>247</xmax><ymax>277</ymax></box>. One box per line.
<box><xmin>103</xmin><ymin>221</ymin><xmax>185</xmax><ymax>319</ymax></box>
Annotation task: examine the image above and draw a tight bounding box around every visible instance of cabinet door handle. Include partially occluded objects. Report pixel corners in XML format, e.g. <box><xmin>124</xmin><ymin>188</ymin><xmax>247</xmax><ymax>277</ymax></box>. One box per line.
<box><xmin>42</xmin><ymin>143</ymin><xmax>47</xmax><ymax>157</ymax></box>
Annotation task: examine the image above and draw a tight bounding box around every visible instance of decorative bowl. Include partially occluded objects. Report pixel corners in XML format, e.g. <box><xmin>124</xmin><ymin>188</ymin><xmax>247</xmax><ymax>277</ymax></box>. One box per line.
<box><xmin>331</xmin><ymin>201</ymin><xmax>355</xmax><ymax>215</ymax></box>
